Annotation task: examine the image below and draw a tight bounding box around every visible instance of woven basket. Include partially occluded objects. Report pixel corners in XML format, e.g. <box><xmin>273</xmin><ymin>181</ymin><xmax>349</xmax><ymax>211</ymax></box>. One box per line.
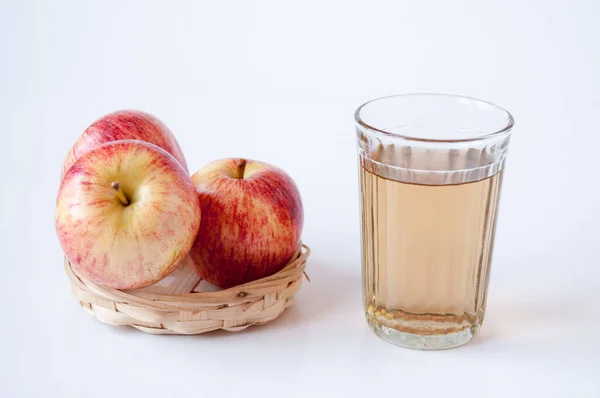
<box><xmin>65</xmin><ymin>244</ymin><xmax>310</xmax><ymax>335</ymax></box>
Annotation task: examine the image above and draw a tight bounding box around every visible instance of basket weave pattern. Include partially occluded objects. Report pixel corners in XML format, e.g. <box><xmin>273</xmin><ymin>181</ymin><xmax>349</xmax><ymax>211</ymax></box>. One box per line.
<box><xmin>66</xmin><ymin>244</ymin><xmax>310</xmax><ymax>335</ymax></box>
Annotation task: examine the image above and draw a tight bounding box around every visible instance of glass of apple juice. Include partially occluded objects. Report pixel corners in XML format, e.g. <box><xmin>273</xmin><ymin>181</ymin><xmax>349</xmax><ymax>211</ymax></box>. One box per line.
<box><xmin>355</xmin><ymin>94</ymin><xmax>514</xmax><ymax>350</ymax></box>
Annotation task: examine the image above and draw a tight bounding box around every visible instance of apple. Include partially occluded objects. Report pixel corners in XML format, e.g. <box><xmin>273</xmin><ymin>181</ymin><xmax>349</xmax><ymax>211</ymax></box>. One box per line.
<box><xmin>189</xmin><ymin>158</ymin><xmax>303</xmax><ymax>288</ymax></box>
<box><xmin>61</xmin><ymin>110</ymin><xmax>188</xmax><ymax>179</ymax></box>
<box><xmin>56</xmin><ymin>140</ymin><xmax>201</xmax><ymax>290</ymax></box>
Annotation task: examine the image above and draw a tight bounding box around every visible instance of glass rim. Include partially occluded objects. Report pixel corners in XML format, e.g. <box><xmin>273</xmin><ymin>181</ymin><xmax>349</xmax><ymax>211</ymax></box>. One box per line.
<box><xmin>354</xmin><ymin>93</ymin><xmax>515</xmax><ymax>143</ymax></box>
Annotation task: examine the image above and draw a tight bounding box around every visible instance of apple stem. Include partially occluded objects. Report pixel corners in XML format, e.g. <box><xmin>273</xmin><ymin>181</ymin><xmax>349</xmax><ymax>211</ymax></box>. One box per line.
<box><xmin>111</xmin><ymin>181</ymin><xmax>130</xmax><ymax>206</ymax></box>
<box><xmin>236</xmin><ymin>159</ymin><xmax>247</xmax><ymax>179</ymax></box>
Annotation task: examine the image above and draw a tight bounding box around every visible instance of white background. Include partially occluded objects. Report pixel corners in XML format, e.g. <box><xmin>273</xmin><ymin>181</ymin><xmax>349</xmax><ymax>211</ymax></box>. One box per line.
<box><xmin>1</xmin><ymin>0</ymin><xmax>599</xmax><ymax>397</ymax></box>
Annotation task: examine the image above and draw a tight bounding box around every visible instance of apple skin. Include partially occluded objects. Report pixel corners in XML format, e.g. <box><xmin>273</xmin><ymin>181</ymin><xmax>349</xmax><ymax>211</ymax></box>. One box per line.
<box><xmin>61</xmin><ymin>110</ymin><xmax>188</xmax><ymax>179</ymax></box>
<box><xmin>189</xmin><ymin>158</ymin><xmax>303</xmax><ymax>289</ymax></box>
<box><xmin>56</xmin><ymin>140</ymin><xmax>201</xmax><ymax>290</ymax></box>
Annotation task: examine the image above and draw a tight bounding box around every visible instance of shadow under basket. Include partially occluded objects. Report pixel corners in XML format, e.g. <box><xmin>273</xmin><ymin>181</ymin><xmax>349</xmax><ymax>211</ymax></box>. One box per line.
<box><xmin>65</xmin><ymin>244</ymin><xmax>310</xmax><ymax>335</ymax></box>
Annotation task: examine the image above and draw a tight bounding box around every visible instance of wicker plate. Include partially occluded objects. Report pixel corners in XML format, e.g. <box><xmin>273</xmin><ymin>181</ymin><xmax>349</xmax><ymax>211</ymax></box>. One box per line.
<box><xmin>65</xmin><ymin>244</ymin><xmax>310</xmax><ymax>335</ymax></box>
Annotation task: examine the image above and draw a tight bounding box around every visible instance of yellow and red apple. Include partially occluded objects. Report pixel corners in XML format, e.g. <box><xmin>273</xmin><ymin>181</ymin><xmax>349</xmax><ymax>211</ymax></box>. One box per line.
<box><xmin>55</xmin><ymin>140</ymin><xmax>201</xmax><ymax>290</ymax></box>
<box><xmin>189</xmin><ymin>158</ymin><xmax>303</xmax><ymax>288</ymax></box>
<box><xmin>61</xmin><ymin>110</ymin><xmax>188</xmax><ymax>179</ymax></box>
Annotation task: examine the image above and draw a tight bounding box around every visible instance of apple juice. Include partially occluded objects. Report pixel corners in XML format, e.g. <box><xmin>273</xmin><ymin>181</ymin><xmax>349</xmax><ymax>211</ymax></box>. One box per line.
<box><xmin>360</xmin><ymin>164</ymin><xmax>503</xmax><ymax>343</ymax></box>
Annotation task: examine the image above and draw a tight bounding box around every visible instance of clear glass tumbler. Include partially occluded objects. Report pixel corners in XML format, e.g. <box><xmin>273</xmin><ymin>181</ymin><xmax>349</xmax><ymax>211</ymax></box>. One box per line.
<box><xmin>355</xmin><ymin>94</ymin><xmax>514</xmax><ymax>350</ymax></box>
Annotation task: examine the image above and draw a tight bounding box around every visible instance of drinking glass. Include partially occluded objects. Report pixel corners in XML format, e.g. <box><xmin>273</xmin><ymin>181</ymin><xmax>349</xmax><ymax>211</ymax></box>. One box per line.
<box><xmin>355</xmin><ymin>94</ymin><xmax>514</xmax><ymax>350</ymax></box>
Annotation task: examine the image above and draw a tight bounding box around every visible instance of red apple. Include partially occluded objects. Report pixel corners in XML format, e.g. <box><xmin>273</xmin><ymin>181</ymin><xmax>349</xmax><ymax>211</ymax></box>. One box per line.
<box><xmin>61</xmin><ymin>110</ymin><xmax>188</xmax><ymax>179</ymax></box>
<box><xmin>56</xmin><ymin>140</ymin><xmax>201</xmax><ymax>290</ymax></box>
<box><xmin>189</xmin><ymin>158</ymin><xmax>304</xmax><ymax>288</ymax></box>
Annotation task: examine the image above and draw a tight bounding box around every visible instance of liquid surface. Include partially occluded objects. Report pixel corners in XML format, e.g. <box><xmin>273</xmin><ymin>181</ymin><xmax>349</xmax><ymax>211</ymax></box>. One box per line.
<box><xmin>360</xmin><ymin>165</ymin><xmax>502</xmax><ymax>338</ymax></box>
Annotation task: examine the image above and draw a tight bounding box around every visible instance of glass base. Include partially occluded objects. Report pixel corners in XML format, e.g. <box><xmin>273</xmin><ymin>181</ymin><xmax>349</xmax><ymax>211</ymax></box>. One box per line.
<box><xmin>369</xmin><ymin>320</ymin><xmax>478</xmax><ymax>350</ymax></box>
